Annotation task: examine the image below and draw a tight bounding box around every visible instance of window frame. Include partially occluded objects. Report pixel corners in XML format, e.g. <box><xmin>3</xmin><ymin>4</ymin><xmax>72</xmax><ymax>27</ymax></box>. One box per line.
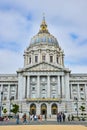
<box><xmin>35</xmin><ymin>55</ymin><xmax>38</xmax><ymax>63</ymax></box>
<box><xmin>42</xmin><ymin>55</ymin><xmax>46</xmax><ymax>62</ymax></box>
<box><xmin>50</xmin><ymin>55</ymin><xmax>53</xmax><ymax>63</ymax></box>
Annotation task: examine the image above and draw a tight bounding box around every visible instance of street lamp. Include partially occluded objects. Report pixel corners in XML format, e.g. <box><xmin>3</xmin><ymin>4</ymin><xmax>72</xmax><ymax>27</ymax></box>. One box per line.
<box><xmin>9</xmin><ymin>96</ymin><xmax>14</xmax><ymax>115</ymax></box>
<box><xmin>20</xmin><ymin>101</ymin><xmax>22</xmax><ymax>113</ymax></box>
<box><xmin>74</xmin><ymin>97</ymin><xmax>78</xmax><ymax>117</ymax></box>
<box><xmin>0</xmin><ymin>92</ymin><xmax>3</xmax><ymax>117</ymax></box>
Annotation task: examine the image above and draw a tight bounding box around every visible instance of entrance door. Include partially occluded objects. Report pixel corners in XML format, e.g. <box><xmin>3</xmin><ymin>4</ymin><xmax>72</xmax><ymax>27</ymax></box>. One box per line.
<box><xmin>51</xmin><ymin>103</ymin><xmax>57</xmax><ymax>115</ymax></box>
<box><xmin>41</xmin><ymin>103</ymin><xmax>47</xmax><ymax>115</ymax></box>
<box><xmin>30</xmin><ymin>104</ymin><xmax>36</xmax><ymax>115</ymax></box>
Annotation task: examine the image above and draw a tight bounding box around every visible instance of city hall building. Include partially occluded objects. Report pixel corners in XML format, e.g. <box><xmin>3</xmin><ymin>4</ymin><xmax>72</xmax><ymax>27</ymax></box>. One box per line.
<box><xmin>0</xmin><ymin>17</ymin><xmax>87</xmax><ymax>117</ymax></box>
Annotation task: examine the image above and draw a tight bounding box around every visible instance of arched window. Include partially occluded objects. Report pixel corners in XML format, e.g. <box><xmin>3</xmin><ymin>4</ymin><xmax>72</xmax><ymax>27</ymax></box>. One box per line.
<box><xmin>41</xmin><ymin>103</ymin><xmax>47</xmax><ymax>115</ymax></box>
<box><xmin>51</xmin><ymin>104</ymin><xmax>57</xmax><ymax>115</ymax></box>
<box><xmin>30</xmin><ymin>104</ymin><xmax>36</xmax><ymax>115</ymax></box>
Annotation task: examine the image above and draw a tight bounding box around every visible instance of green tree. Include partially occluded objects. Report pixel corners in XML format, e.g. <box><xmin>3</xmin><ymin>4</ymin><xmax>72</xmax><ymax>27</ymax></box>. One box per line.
<box><xmin>3</xmin><ymin>108</ymin><xmax>7</xmax><ymax>115</ymax></box>
<box><xmin>79</xmin><ymin>105</ymin><xmax>85</xmax><ymax>120</ymax></box>
<box><xmin>11</xmin><ymin>104</ymin><xmax>19</xmax><ymax>115</ymax></box>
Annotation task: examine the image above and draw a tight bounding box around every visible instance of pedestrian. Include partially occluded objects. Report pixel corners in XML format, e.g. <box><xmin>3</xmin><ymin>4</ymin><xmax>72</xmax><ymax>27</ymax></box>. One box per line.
<box><xmin>22</xmin><ymin>113</ymin><xmax>27</xmax><ymax>124</ymax></box>
<box><xmin>57</xmin><ymin>113</ymin><xmax>59</xmax><ymax>122</ymax></box>
<box><xmin>4</xmin><ymin>116</ymin><xmax>9</xmax><ymax>124</ymax></box>
<box><xmin>62</xmin><ymin>113</ymin><xmax>66</xmax><ymax>122</ymax></box>
<box><xmin>71</xmin><ymin>114</ymin><xmax>74</xmax><ymax>121</ymax></box>
<box><xmin>16</xmin><ymin>114</ymin><xmax>19</xmax><ymax>124</ymax></box>
<box><xmin>40</xmin><ymin>114</ymin><xmax>42</xmax><ymax>121</ymax></box>
<box><xmin>59</xmin><ymin>112</ymin><xmax>62</xmax><ymax>122</ymax></box>
<box><xmin>34</xmin><ymin>114</ymin><xmax>37</xmax><ymax>121</ymax></box>
<box><xmin>28</xmin><ymin>112</ymin><xmax>30</xmax><ymax>123</ymax></box>
<box><xmin>45</xmin><ymin>114</ymin><xmax>47</xmax><ymax>121</ymax></box>
<box><xmin>68</xmin><ymin>114</ymin><xmax>70</xmax><ymax>121</ymax></box>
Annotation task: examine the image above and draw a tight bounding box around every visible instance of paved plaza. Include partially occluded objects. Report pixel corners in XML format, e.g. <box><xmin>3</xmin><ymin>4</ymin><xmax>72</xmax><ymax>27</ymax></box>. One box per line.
<box><xmin>0</xmin><ymin>118</ymin><xmax>87</xmax><ymax>127</ymax></box>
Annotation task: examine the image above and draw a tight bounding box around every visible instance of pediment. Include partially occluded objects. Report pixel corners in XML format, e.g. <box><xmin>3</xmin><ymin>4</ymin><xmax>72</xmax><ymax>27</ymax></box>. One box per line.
<box><xmin>24</xmin><ymin>62</ymin><xmax>62</xmax><ymax>72</ymax></box>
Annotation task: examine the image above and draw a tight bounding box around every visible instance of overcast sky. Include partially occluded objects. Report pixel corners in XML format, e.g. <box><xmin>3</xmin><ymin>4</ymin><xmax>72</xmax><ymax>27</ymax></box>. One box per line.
<box><xmin>0</xmin><ymin>0</ymin><xmax>87</xmax><ymax>74</ymax></box>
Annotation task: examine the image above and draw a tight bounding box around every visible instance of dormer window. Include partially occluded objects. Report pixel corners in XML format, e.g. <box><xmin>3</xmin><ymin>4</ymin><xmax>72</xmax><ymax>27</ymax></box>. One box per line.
<box><xmin>35</xmin><ymin>55</ymin><xmax>38</xmax><ymax>63</ymax></box>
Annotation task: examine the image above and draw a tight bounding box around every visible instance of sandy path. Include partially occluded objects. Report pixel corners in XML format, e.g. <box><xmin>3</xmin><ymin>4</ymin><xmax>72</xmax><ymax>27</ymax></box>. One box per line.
<box><xmin>0</xmin><ymin>125</ymin><xmax>87</xmax><ymax>130</ymax></box>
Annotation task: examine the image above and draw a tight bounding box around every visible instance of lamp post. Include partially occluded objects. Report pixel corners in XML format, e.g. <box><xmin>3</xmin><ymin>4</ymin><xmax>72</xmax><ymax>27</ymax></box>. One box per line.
<box><xmin>65</xmin><ymin>102</ymin><xmax>67</xmax><ymax>113</ymax></box>
<box><xmin>74</xmin><ymin>97</ymin><xmax>78</xmax><ymax>117</ymax></box>
<box><xmin>9</xmin><ymin>98</ymin><xmax>11</xmax><ymax>115</ymax></box>
<box><xmin>21</xmin><ymin>101</ymin><xmax>22</xmax><ymax>113</ymax></box>
<box><xmin>0</xmin><ymin>92</ymin><xmax>3</xmax><ymax>117</ymax></box>
<box><xmin>9</xmin><ymin>96</ymin><xmax>14</xmax><ymax>115</ymax></box>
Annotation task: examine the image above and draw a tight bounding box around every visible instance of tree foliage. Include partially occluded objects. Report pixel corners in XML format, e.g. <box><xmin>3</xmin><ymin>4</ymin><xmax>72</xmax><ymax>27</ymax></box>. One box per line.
<box><xmin>79</xmin><ymin>105</ymin><xmax>86</xmax><ymax>120</ymax></box>
<box><xmin>3</xmin><ymin>108</ymin><xmax>7</xmax><ymax>114</ymax></box>
<box><xmin>79</xmin><ymin>106</ymin><xmax>85</xmax><ymax>112</ymax></box>
<box><xmin>11</xmin><ymin>104</ymin><xmax>19</xmax><ymax>115</ymax></box>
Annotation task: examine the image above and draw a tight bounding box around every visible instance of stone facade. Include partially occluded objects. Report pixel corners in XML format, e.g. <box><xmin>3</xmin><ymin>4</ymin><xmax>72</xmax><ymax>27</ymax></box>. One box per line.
<box><xmin>0</xmin><ymin>17</ymin><xmax>87</xmax><ymax>118</ymax></box>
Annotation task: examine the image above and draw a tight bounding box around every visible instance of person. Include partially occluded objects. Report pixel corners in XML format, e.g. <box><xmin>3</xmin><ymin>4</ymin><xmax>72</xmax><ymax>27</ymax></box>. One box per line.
<box><xmin>62</xmin><ymin>113</ymin><xmax>66</xmax><ymax>122</ymax></box>
<box><xmin>34</xmin><ymin>115</ymin><xmax>37</xmax><ymax>121</ymax></box>
<box><xmin>45</xmin><ymin>114</ymin><xmax>47</xmax><ymax>121</ymax></box>
<box><xmin>4</xmin><ymin>116</ymin><xmax>9</xmax><ymax>124</ymax></box>
<box><xmin>38</xmin><ymin>115</ymin><xmax>40</xmax><ymax>121</ymax></box>
<box><xmin>16</xmin><ymin>114</ymin><xmax>19</xmax><ymax>124</ymax></box>
<box><xmin>59</xmin><ymin>112</ymin><xmax>62</xmax><ymax>122</ymax></box>
<box><xmin>22</xmin><ymin>113</ymin><xmax>27</xmax><ymax>124</ymax></box>
<box><xmin>57</xmin><ymin>113</ymin><xmax>59</xmax><ymax>122</ymax></box>
<box><xmin>68</xmin><ymin>114</ymin><xmax>70</xmax><ymax>121</ymax></box>
<box><xmin>40</xmin><ymin>114</ymin><xmax>42</xmax><ymax>121</ymax></box>
<box><xmin>28</xmin><ymin>112</ymin><xmax>30</xmax><ymax>123</ymax></box>
<box><xmin>71</xmin><ymin>114</ymin><xmax>74</xmax><ymax>121</ymax></box>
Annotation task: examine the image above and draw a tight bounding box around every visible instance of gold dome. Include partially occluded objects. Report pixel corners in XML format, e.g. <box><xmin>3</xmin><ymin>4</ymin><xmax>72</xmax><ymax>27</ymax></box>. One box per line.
<box><xmin>30</xmin><ymin>16</ymin><xmax>59</xmax><ymax>47</ymax></box>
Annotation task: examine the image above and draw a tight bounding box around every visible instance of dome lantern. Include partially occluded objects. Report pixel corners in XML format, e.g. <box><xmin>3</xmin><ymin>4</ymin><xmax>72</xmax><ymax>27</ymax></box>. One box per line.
<box><xmin>38</xmin><ymin>14</ymin><xmax>50</xmax><ymax>34</ymax></box>
<box><xmin>29</xmin><ymin>16</ymin><xmax>59</xmax><ymax>47</ymax></box>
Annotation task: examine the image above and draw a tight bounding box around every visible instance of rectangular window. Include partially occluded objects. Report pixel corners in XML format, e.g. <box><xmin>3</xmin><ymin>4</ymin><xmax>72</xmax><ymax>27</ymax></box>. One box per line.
<box><xmin>32</xmin><ymin>87</ymin><xmax>35</xmax><ymax>91</ymax></box>
<box><xmin>50</xmin><ymin>56</ymin><xmax>53</xmax><ymax>63</ymax></box>
<box><xmin>4</xmin><ymin>96</ymin><xmax>7</xmax><ymax>100</ymax></box>
<box><xmin>29</xmin><ymin>57</ymin><xmax>31</xmax><ymax>63</ymax></box>
<box><xmin>80</xmin><ymin>87</ymin><xmax>84</xmax><ymax>91</ymax></box>
<box><xmin>35</xmin><ymin>56</ymin><xmax>38</xmax><ymax>63</ymax></box>
<box><xmin>42</xmin><ymin>88</ymin><xmax>45</xmax><ymax>91</ymax></box>
<box><xmin>42</xmin><ymin>55</ymin><xmax>45</xmax><ymax>61</ymax></box>
<box><xmin>57</xmin><ymin>56</ymin><xmax>59</xmax><ymax>63</ymax></box>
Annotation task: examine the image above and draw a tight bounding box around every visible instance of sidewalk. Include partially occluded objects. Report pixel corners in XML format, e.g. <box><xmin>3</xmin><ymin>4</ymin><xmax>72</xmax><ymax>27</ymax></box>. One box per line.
<box><xmin>0</xmin><ymin>125</ymin><xmax>87</xmax><ymax>130</ymax></box>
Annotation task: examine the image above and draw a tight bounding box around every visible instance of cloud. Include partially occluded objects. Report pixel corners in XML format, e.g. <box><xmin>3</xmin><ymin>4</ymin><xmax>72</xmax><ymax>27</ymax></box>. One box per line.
<box><xmin>0</xmin><ymin>10</ymin><xmax>32</xmax><ymax>42</ymax></box>
<box><xmin>0</xmin><ymin>49</ymin><xmax>23</xmax><ymax>74</ymax></box>
<box><xmin>0</xmin><ymin>0</ymin><xmax>87</xmax><ymax>73</ymax></box>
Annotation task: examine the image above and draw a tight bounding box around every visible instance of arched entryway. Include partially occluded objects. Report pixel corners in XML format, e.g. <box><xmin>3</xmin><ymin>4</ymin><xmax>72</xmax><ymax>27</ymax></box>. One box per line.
<box><xmin>30</xmin><ymin>104</ymin><xmax>36</xmax><ymax>115</ymax></box>
<box><xmin>51</xmin><ymin>103</ymin><xmax>57</xmax><ymax>115</ymax></box>
<box><xmin>41</xmin><ymin>103</ymin><xmax>47</xmax><ymax>115</ymax></box>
